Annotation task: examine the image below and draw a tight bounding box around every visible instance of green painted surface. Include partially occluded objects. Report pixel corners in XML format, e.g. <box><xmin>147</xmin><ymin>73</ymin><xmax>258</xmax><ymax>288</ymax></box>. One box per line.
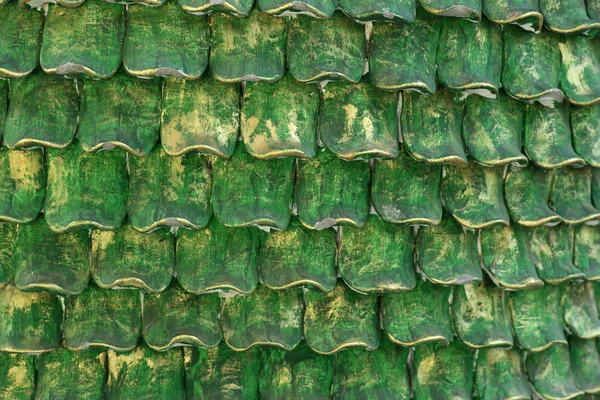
<box><xmin>475</xmin><ymin>348</ymin><xmax>531</xmax><ymax>400</ymax></box>
<box><xmin>483</xmin><ymin>0</ymin><xmax>542</xmax><ymax>32</ymax></box>
<box><xmin>295</xmin><ymin>148</ymin><xmax>370</xmax><ymax>230</ymax></box>
<box><xmin>0</xmin><ymin>222</ymin><xmax>17</xmax><ymax>288</ymax></box>
<box><xmin>212</xmin><ymin>144</ymin><xmax>294</xmax><ymax>229</ymax></box>
<box><xmin>128</xmin><ymin>148</ymin><xmax>212</xmax><ymax>232</ymax></box>
<box><xmin>569</xmin><ymin>337</ymin><xmax>600</xmax><ymax>394</ymax></box>
<box><xmin>0</xmin><ymin>148</ymin><xmax>45</xmax><ymax>223</ymax></box>
<box><xmin>550</xmin><ymin>166</ymin><xmax>600</xmax><ymax>225</ymax></box>
<box><xmin>259</xmin><ymin>217</ymin><xmax>337</xmax><ymax>292</ymax></box>
<box><xmin>339</xmin><ymin>0</ymin><xmax>416</xmax><ymax>22</ymax></box>
<box><xmin>143</xmin><ymin>282</ymin><xmax>221</xmax><ymax>351</ymax></box>
<box><xmin>123</xmin><ymin>1</ymin><xmax>209</xmax><ymax>79</ymax></box>
<box><xmin>304</xmin><ymin>281</ymin><xmax>380</xmax><ymax>354</ymax></box>
<box><xmin>0</xmin><ymin>2</ymin><xmax>43</xmax><ymax>78</ymax></box>
<box><xmin>78</xmin><ymin>72</ymin><xmax>162</xmax><ymax>156</ymax></box>
<box><xmin>562</xmin><ymin>282</ymin><xmax>600</xmax><ymax>339</ymax></box>
<box><xmin>161</xmin><ymin>76</ymin><xmax>240</xmax><ymax>158</ymax></box>
<box><xmin>402</xmin><ymin>90</ymin><xmax>467</xmax><ymax>165</ymax></box>
<box><xmin>526</xmin><ymin>345</ymin><xmax>584</xmax><ymax>400</ymax></box>
<box><xmin>5</xmin><ymin>72</ymin><xmax>78</xmax><ymax>149</ymax></box>
<box><xmin>539</xmin><ymin>0</ymin><xmax>600</xmax><ymax>34</ymax></box>
<box><xmin>412</xmin><ymin>341</ymin><xmax>474</xmax><ymax>400</ymax></box>
<box><xmin>14</xmin><ymin>217</ymin><xmax>89</xmax><ymax>296</ymax></box>
<box><xmin>185</xmin><ymin>343</ymin><xmax>260</xmax><ymax>399</ymax></box>
<box><xmin>288</xmin><ymin>12</ymin><xmax>366</xmax><ymax>83</ymax></box>
<box><xmin>333</xmin><ymin>335</ymin><xmax>411</xmax><ymax>400</ymax></box>
<box><xmin>463</xmin><ymin>92</ymin><xmax>528</xmax><ymax>167</ymax></box>
<box><xmin>210</xmin><ymin>10</ymin><xmax>286</xmax><ymax>83</ymax></box>
<box><xmin>442</xmin><ymin>163</ymin><xmax>510</xmax><ymax>229</ymax></box>
<box><xmin>320</xmin><ymin>78</ymin><xmax>399</xmax><ymax>160</ymax></box>
<box><xmin>571</xmin><ymin>104</ymin><xmax>600</xmax><ymax>167</ymax></box>
<box><xmin>383</xmin><ymin>279</ymin><xmax>453</xmax><ymax>346</ymax></box>
<box><xmin>176</xmin><ymin>218</ymin><xmax>261</xmax><ymax>294</ymax></box>
<box><xmin>40</xmin><ymin>0</ymin><xmax>125</xmax><ymax>79</ymax></box>
<box><xmin>416</xmin><ymin>215</ymin><xmax>482</xmax><ymax>285</ymax></box>
<box><xmin>369</xmin><ymin>9</ymin><xmax>440</xmax><ymax>93</ymax></box>
<box><xmin>0</xmin><ymin>352</ymin><xmax>35</xmax><ymax>399</ymax></box>
<box><xmin>36</xmin><ymin>346</ymin><xmax>106</xmax><ymax>400</ymax></box>
<box><xmin>588</xmin><ymin>0</ymin><xmax>600</xmax><ymax>20</ymax></box>
<box><xmin>593</xmin><ymin>168</ymin><xmax>600</xmax><ymax>209</ymax></box>
<box><xmin>574</xmin><ymin>225</ymin><xmax>600</xmax><ymax>281</ymax></box>
<box><xmin>107</xmin><ymin>346</ymin><xmax>185</xmax><ymax>400</ymax></box>
<box><xmin>559</xmin><ymin>36</ymin><xmax>600</xmax><ymax>106</ymax></box>
<box><xmin>242</xmin><ymin>74</ymin><xmax>319</xmax><ymax>159</ymax></box>
<box><xmin>91</xmin><ymin>223</ymin><xmax>175</xmax><ymax>293</ymax></box>
<box><xmin>480</xmin><ymin>224</ymin><xmax>543</xmax><ymax>290</ymax></box>
<box><xmin>418</xmin><ymin>0</ymin><xmax>482</xmax><ymax>21</ymax></box>
<box><xmin>258</xmin><ymin>0</ymin><xmax>337</xmax><ymax>18</ymax></box>
<box><xmin>221</xmin><ymin>284</ymin><xmax>304</xmax><ymax>351</ymax></box>
<box><xmin>339</xmin><ymin>214</ymin><xmax>416</xmax><ymax>294</ymax></box>
<box><xmin>0</xmin><ymin>285</ymin><xmax>62</xmax><ymax>353</ymax></box>
<box><xmin>437</xmin><ymin>17</ymin><xmax>502</xmax><ymax>98</ymax></box>
<box><xmin>178</xmin><ymin>0</ymin><xmax>254</xmax><ymax>15</ymax></box>
<box><xmin>64</xmin><ymin>284</ymin><xmax>141</xmax><ymax>352</ymax></box>
<box><xmin>504</xmin><ymin>165</ymin><xmax>561</xmax><ymax>227</ymax></box>
<box><xmin>45</xmin><ymin>142</ymin><xmax>128</xmax><ymax>233</ymax></box>
<box><xmin>371</xmin><ymin>145</ymin><xmax>442</xmax><ymax>225</ymax></box>
<box><xmin>259</xmin><ymin>342</ymin><xmax>334</xmax><ymax>400</ymax></box>
<box><xmin>0</xmin><ymin>81</ymin><xmax>6</xmax><ymax>141</ymax></box>
<box><xmin>502</xmin><ymin>25</ymin><xmax>563</xmax><ymax>105</ymax></box>
<box><xmin>524</xmin><ymin>102</ymin><xmax>585</xmax><ymax>169</ymax></box>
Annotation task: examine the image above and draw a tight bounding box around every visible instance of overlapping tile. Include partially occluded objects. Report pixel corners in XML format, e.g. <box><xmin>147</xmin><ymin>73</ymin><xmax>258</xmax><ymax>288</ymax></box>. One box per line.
<box><xmin>475</xmin><ymin>348</ymin><xmax>532</xmax><ymax>400</ymax></box>
<box><xmin>483</xmin><ymin>0</ymin><xmax>542</xmax><ymax>32</ymax></box>
<box><xmin>0</xmin><ymin>2</ymin><xmax>43</xmax><ymax>78</ymax></box>
<box><xmin>339</xmin><ymin>0</ymin><xmax>417</xmax><ymax>23</ymax></box>
<box><xmin>257</xmin><ymin>0</ymin><xmax>336</xmax><ymax>18</ymax></box>
<box><xmin>0</xmin><ymin>353</ymin><xmax>35</xmax><ymax>399</ymax></box>
<box><xmin>538</xmin><ymin>0</ymin><xmax>600</xmax><ymax>35</ymax></box>
<box><xmin>418</xmin><ymin>0</ymin><xmax>482</xmax><ymax>21</ymax></box>
<box><xmin>526</xmin><ymin>344</ymin><xmax>584</xmax><ymax>400</ymax></box>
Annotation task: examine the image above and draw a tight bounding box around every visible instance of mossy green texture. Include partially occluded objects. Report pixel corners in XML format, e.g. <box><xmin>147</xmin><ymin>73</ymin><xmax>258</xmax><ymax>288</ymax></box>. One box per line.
<box><xmin>123</xmin><ymin>1</ymin><xmax>209</xmax><ymax>79</ymax></box>
<box><xmin>416</xmin><ymin>215</ymin><xmax>482</xmax><ymax>286</ymax></box>
<box><xmin>442</xmin><ymin>163</ymin><xmax>510</xmax><ymax>229</ymax></box>
<box><xmin>574</xmin><ymin>225</ymin><xmax>600</xmax><ymax>280</ymax></box>
<box><xmin>36</xmin><ymin>346</ymin><xmax>107</xmax><ymax>400</ymax></box>
<box><xmin>528</xmin><ymin>225</ymin><xmax>585</xmax><ymax>284</ymax></box>
<box><xmin>259</xmin><ymin>217</ymin><xmax>337</xmax><ymax>292</ymax></box>
<box><xmin>259</xmin><ymin>342</ymin><xmax>334</xmax><ymax>400</ymax></box>
<box><xmin>288</xmin><ymin>12</ymin><xmax>366</xmax><ymax>83</ymax></box>
<box><xmin>526</xmin><ymin>345</ymin><xmax>584</xmax><ymax>400</ymax></box>
<box><xmin>475</xmin><ymin>348</ymin><xmax>531</xmax><ymax>400</ymax></box>
<box><xmin>319</xmin><ymin>79</ymin><xmax>399</xmax><ymax>160</ymax></box>
<box><xmin>412</xmin><ymin>341</ymin><xmax>474</xmax><ymax>400</ymax></box>
<box><xmin>241</xmin><ymin>74</ymin><xmax>319</xmax><ymax>159</ymax></box>
<box><xmin>588</xmin><ymin>0</ymin><xmax>600</xmax><ymax>20</ymax></box>
<box><xmin>339</xmin><ymin>0</ymin><xmax>417</xmax><ymax>22</ymax></box>
<box><xmin>418</xmin><ymin>0</ymin><xmax>482</xmax><ymax>21</ymax></box>
<box><xmin>107</xmin><ymin>346</ymin><xmax>185</xmax><ymax>400</ymax></box>
<box><xmin>128</xmin><ymin>148</ymin><xmax>212</xmax><ymax>232</ymax></box>
<box><xmin>463</xmin><ymin>92</ymin><xmax>528</xmax><ymax>167</ymax></box>
<box><xmin>212</xmin><ymin>144</ymin><xmax>294</xmax><ymax>229</ymax></box>
<box><xmin>332</xmin><ymin>336</ymin><xmax>411</xmax><ymax>400</ymax></box>
<box><xmin>257</xmin><ymin>0</ymin><xmax>336</xmax><ymax>17</ymax></box>
<box><xmin>480</xmin><ymin>224</ymin><xmax>543</xmax><ymax>290</ymax></box>
<box><xmin>78</xmin><ymin>72</ymin><xmax>162</xmax><ymax>156</ymax></box>
<box><xmin>558</xmin><ymin>36</ymin><xmax>600</xmax><ymax>106</ymax></box>
<box><xmin>437</xmin><ymin>17</ymin><xmax>502</xmax><ymax>98</ymax></box>
<box><xmin>40</xmin><ymin>0</ymin><xmax>125</xmax><ymax>79</ymax></box>
<box><xmin>161</xmin><ymin>76</ymin><xmax>240</xmax><ymax>158</ymax></box>
<box><xmin>504</xmin><ymin>165</ymin><xmax>561</xmax><ymax>227</ymax></box>
<box><xmin>0</xmin><ymin>222</ymin><xmax>17</xmax><ymax>288</ymax></box>
<box><xmin>295</xmin><ymin>148</ymin><xmax>370</xmax><ymax>230</ymax></box>
<box><xmin>64</xmin><ymin>285</ymin><xmax>141</xmax><ymax>352</ymax></box>
<box><xmin>143</xmin><ymin>282</ymin><xmax>221</xmax><ymax>351</ymax></box>
<box><xmin>483</xmin><ymin>0</ymin><xmax>542</xmax><ymax>32</ymax></box>
<box><xmin>369</xmin><ymin>10</ymin><xmax>440</xmax><ymax>93</ymax></box>
<box><xmin>502</xmin><ymin>25</ymin><xmax>563</xmax><ymax>105</ymax></box>
<box><xmin>0</xmin><ymin>352</ymin><xmax>35</xmax><ymax>399</ymax></box>
<box><xmin>0</xmin><ymin>284</ymin><xmax>62</xmax><ymax>353</ymax></box>
<box><xmin>45</xmin><ymin>142</ymin><xmax>128</xmax><ymax>233</ymax></box>
<box><xmin>402</xmin><ymin>90</ymin><xmax>467</xmax><ymax>165</ymax></box>
<box><xmin>524</xmin><ymin>102</ymin><xmax>585</xmax><ymax>169</ymax></box>
<box><xmin>539</xmin><ymin>0</ymin><xmax>600</xmax><ymax>35</ymax></box>
<box><xmin>221</xmin><ymin>285</ymin><xmax>304</xmax><ymax>351</ymax></box>
<box><xmin>550</xmin><ymin>167</ymin><xmax>600</xmax><ymax>225</ymax></box>
<box><xmin>176</xmin><ymin>218</ymin><xmax>261</xmax><ymax>294</ymax></box>
<box><xmin>0</xmin><ymin>81</ymin><xmax>6</xmax><ymax>139</ymax></box>
<box><xmin>382</xmin><ymin>279</ymin><xmax>453</xmax><ymax>346</ymax></box>
<box><xmin>0</xmin><ymin>148</ymin><xmax>46</xmax><ymax>223</ymax></box>
<box><xmin>91</xmin><ymin>223</ymin><xmax>174</xmax><ymax>293</ymax></box>
<box><xmin>339</xmin><ymin>215</ymin><xmax>416</xmax><ymax>294</ymax></box>
<box><xmin>185</xmin><ymin>343</ymin><xmax>260</xmax><ymax>399</ymax></box>
<box><xmin>210</xmin><ymin>10</ymin><xmax>286</xmax><ymax>83</ymax></box>
<box><xmin>569</xmin><ymin>337</ymin><xmax>600</xmax><ymax>394</ymax></box>
<box><xmin>571</xmin><ymin>104</ymin><xmax>600</xmax><ymax>167</ymax></box>
<box><xmin>304</xmin><ymin>281</ymin><xmax>380</xmax><ymax>354</ymax></box>
<box><xmin>14</xmin><ymin>217</ymin><xmax>89</xmax><ymax>296</ymax></box>
<box><xmin>452</xmin><ymin>279</ymin><xmax>513</xmax><ymax>349</ymax></box>
<box><xmin>593</xmin><ymin>168</ymin><xmax>600</xmax><ymax>208</ymax></box>
<box><xmin>0</xmin><ymin>2</ymin><xmax>43</xmax><ymax>78</ymax></box>
<box><xmin>4</xmin><ymin>72</ymin><xmax>78</xmax><ymax>149</ymax></box>
<box><xmin>562</xmin><ymin>282</ymin><xmax>600</xmax><ymax>339</ymax></box>
<box><xmin>178</xmin><ymin>0</ymin><xmax>253</xmax><ymax>15</ymax></box>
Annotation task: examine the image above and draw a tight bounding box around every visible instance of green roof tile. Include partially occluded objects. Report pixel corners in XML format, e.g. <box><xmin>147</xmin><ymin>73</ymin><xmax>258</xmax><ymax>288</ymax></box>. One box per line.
<box><xmin>475</xmin><ymin>348</ymin><xmax>532</xmax><ymax>400</ymax></box>
<box><xmin>559</xmin><ymin>36</ymin><xmax>600</xmax><ymax>106</ymax></box>
<box><xmin>419</xmin><ymin>0</ymin><xmax>482</xmax><ymax>21</ymax></box>
<box><xmin>482</xmin><ymin>0</ymin><xmax>542</xmax><ymax>32</ymax></box>
<box><xmin>550</xmin><ymin>166</ymin><xmax>600</xmax><ymax>225</ymax></box>
<box><xmin>574</xmin><ymin>225</ymin><xmax>600</xmax><ymax>281</ymax></box>
<box><xmin>562</xmin><ymin>282</ymin><xmax>600</xmax><ymax>339</ymax></box>
<box><xmin>340</xmin><ymin>0</ymin><xmax>416</xmax><ymax>22</ymax></box>
<box><xmin>0</xmin><ymin>353</ymin><xmax>35</xmax><ymax>399</ymax></box>
<box><xmin>569</xmin><ymin>336</ymin><xmax>600</xmax><ymax>394</ymax></box>
<box><xmin>526</xmin><ymin>344</ymin><xmax>585</xmax><ymax>400</ymax></box>
<box><xmin>257</xmin><ymin>0</ymin><xmax>336</xmax><ymax>18</ymax></box>
<box><xmin>0</xmin><ymin>2</ymin><xmax>43</xmax><ymax>79</ymax></box>
<box><xmin>571</xmin><ymin>104</ymin><xmax>600</xmax><ymax>167</ymax></box>
<box><xmin>0</xmin><ymin>222</ymin><xmax>16</xmax><ymax>288</ymax></box>
<box><xmin>178</xmin><ymin>0</ymin><xmax>254</xmax><ymax>15</ymax></box>
<box><xmin>539</xmin><ymin>0</ymin><xmax>600</xmax><ymax>35</ymax></box>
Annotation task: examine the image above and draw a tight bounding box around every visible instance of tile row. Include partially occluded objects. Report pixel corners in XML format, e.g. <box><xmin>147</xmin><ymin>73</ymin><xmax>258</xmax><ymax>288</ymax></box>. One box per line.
<box><xmin>1</xmin><ymin>1</ymin><xmax>600</xmax><ymax>104</ymax></box>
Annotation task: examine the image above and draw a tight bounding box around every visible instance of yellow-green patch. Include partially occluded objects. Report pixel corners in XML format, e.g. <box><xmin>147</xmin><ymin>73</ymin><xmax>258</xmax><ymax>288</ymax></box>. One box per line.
<box><xmin>571</xmin><ymin>104</ymin><xmax>600</xmax><ymax>167</ymax></box>
<box><xmin>561</xmin><ymin>282</ymin><xmax>600</xmax><ymax>340</ymax></box>
<box><xmin>0</xmin><ymin>352</ymin><xmax>35</xmax><ymax>399</ymax></box>
<box><xmin>418</xmin><ymin>0</ymin><xmax>482</xmax><ymax>21</ymax></box>
<box><xmin>539</xmin><ymin>0</ymin><xmax>600</xmax><ymax>35</ymax></box>
<box><xmin>339</xmin><ymin>0</ymin><xmax>417</xmax><ymax>22</ymax></box>
<box><xmin>574</xmin><ymin>225</ymin><xmax>600</xmax><ymax>281</ymax></box>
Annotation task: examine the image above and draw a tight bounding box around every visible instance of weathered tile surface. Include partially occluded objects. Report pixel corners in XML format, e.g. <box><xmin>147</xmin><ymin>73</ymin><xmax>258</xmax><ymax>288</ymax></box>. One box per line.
<box><xmin>178</xmin><ymin>0</ymin><xmax>254</xmax><ymax>15</ymax></box>
<box><xmin>258</xmin><ymin>0</ymin><xmax>337</xmax><ymax>17</ymax></box>
<box><xmin>475</xmin><ymin>348</ymin><xmax>531</xmax><ymax>400</ymax></box>
<box><xmin>483</xmin><ymin>0</ymin><xmax>542</xmax><ymax>32</ymax></box>
<box><xmin>526</xmin><ymin>345</ymin><xmax>584</xmax><ymax>400</ymax></box>
<box><xmin>0</xmin><ymin>222</ymin><xmax>17</xmax><ymax>288</ymax></box>
<box><xmin>539</xmin><ymin>0</ymin><xmax>600</xmax><ymax>35</ymax></box>
<box><xmin>562</xmin><ymin>282</ymin><xmax>600</xmax><ymax>339</ymax></box>
<box><xmin>550</xmin><ymin>166</ymin><xmax>600</xmax><ymax>225</ymax></box>
<box><xmin>419</xmin><ymin>0</ymin><xmax>482</xmax><ymax>21</ymax></box>
<box><xmin>0</xmin><ymin>353</ymin><xmax>35</xmax><ymax>399</ymax></box>
<box><xmin>339</xmin><ymin>0</ymin><xmax>417</xmax><ymax>22</ymax></box>
<box><xmin>559</xmin><ymin>36</ymin><xmax>600</xmax><ymax>106</ymax></box>
<box><xmin>0</xmin><ymin>2</ymin><xmax>43</xmax><ymax>78</ymax></box>
<box><xmin>571</xmin><ymin>104</ymin><xmax>600</xmax><ymax>167</ymax></box>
